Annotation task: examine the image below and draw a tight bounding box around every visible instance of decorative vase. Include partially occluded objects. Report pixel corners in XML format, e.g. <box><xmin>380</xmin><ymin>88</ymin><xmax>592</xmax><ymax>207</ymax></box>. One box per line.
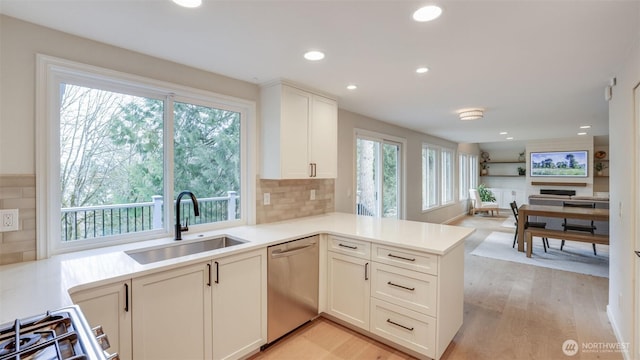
<box><xmin>481</xmin><ymin>169</ymin><xmax>488</xmax><ymax>176</ymax></box>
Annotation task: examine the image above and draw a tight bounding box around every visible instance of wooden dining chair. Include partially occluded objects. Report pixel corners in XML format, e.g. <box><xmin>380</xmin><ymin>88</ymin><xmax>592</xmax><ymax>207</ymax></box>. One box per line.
<box><xmin>561</xmin><ymin>201</ymin><xmax>597</xmax><ymax>255</ymax></box>
<box><xmin>510</xmin><ymin>201</ymin><xmax>549</xmax><ymax>252</ymax></box>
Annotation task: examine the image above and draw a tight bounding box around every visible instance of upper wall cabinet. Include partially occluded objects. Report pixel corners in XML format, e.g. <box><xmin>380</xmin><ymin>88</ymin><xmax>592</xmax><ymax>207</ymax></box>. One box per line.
<box><xmin>260</xmin><ymin>81</ymin><xmax>337</xmax><ymax>179</ymax></box>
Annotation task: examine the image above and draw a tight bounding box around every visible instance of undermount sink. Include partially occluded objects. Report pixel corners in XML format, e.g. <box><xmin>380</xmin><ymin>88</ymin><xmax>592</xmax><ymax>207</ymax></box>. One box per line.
<box><xmin>126</xmin><ymin>237</ymin><xmax>246</xmax><ymax>265</ymax></box>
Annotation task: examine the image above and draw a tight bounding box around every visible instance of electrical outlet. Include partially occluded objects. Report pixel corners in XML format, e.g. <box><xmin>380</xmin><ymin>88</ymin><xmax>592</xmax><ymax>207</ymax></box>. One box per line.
<box><xmin>310</xmin><ymin>189</ymin><xmax>316</xmax><ymax>200</ymax></box>
<box><xmin>263</xmin><ymin>193</ymin><xmax>271</xmax><ymax>205</ymax></box>
<box><xmin>0</xmin><ymin>209</ymin><xmax>19</xmax><ymax>232</ymax></box>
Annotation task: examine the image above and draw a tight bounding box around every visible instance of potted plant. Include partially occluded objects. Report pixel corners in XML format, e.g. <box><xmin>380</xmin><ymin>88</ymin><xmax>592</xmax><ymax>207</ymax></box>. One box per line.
<box><xmin>481</xmin><ymin>162</ymin><xmax>489</xmax><ymax>176</ymax></box>
<box><xmin>477</xmin><ymin>184</ymin><xmax>496</xmax><ymax>202</ymax></box>
<box><xmin>595</xmin><ymin>162</ymin><xmax>607</xmax><ymax>176</ymax></box>
<box><xmin>517</xmin><ymin>166</ymin><xmax>526</xmax><ymax>176</ymax></box>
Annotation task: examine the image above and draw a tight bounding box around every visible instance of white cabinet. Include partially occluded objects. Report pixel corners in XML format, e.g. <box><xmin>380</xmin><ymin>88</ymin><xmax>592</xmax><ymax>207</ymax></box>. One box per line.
<box><xmin>487</xmin><ymin>187</ymin><xmax>526</xmax><ymax>208</ymax></box>
<box><xmin>132</xmin><ymin>262</ymin><xmax>212</xmax><ymax>360</ymax></box>
<box><xmin>325</xmin><ymin>240</ymin><xmax>463</xmax><ymax>360</ymax></box>
<box><xmin>71</xmin><ymin>281</ymin><xmax>132</xmax><ymax>360</ymax></box>
<box><xmin>326</xmin><ymin>250</ymin><xmax>370</xmax><ymax>330</ymax></box>
<box><xmin>261</xmin><ymin>81</ymin><xmax>337</xmax><ymax>179</ymax></box>
<box><xmin>211</xmin><ymin>248</ymin><xmax>267</xmax><ymax>360</ymax></box>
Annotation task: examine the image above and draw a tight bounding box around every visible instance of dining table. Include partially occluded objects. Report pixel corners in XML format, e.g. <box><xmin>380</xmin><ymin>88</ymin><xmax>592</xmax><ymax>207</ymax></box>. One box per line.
<box><xmin>516</xmin><ymin>204</ymin><xmax>610</xmax><ymax>252</ymax></box>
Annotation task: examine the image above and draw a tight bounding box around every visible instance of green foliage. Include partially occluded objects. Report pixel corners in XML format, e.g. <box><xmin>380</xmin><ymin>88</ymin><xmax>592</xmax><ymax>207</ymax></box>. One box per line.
<box><xmin>477</xmin><ymin>184</ymin><xmax>496</xmax><ymax>202</ymax></box>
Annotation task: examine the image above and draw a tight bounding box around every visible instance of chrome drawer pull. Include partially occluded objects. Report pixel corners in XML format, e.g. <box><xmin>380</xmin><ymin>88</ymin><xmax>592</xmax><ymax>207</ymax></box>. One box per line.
<box><xmin>388</xmin><ymin>253</ymin><xmax>416</xmax><ymax>262</ymax></box>
<box><xmin>387</xmin><ymin>281</ymin><xmax>415</xmax><ymax>291</ymax></box>
<box><xmin>339</xmin><ymin>243</ymin><xmax>358</xmax><ymax>250</ymax></box>
<box><xmin>386</xmin><ymin>318</ymin><xmax>414</xmax><ymax>331</ymax></box>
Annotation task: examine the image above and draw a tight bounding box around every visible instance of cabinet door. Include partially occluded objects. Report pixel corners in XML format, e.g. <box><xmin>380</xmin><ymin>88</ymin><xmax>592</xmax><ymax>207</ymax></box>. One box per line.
<box><xmin>281</xmin><ymin>85</ymin><xmax>312</xmax><ymax>178</ymax></box>
<box><xmin>309</xmin><ymin>95</ymin><xmax>337</xmax><ymax>178</ymax></box>
<box><xmin>71</xmin><ymin>281</ymin><xmax>132</xmax><ymax>360</ymax></box>
<box><xmin>212</xmin><ymin>249</ymin><xmax>267</xmax><ymax>360</ymax></box>
<box><xmin>326</xmin><ymin>251</ymin><xmax>370</xmax><ymax>330</ymax></box>
<box><xmin>132</xmin><ymin>262</ymin><xmax>212</xmax><ymax>360</ymax></box>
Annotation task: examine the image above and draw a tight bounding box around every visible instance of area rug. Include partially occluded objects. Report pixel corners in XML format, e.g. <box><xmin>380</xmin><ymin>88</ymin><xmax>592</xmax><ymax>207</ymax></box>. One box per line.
<box><xmin>470</xmin><ymin>231</ymin><xmax>609</xmax><ymax>278</ymax></box>
<box><xmin>501</xmin><ymin>217</ymin><xmax>516</xmax><ymax>229</ymax></box>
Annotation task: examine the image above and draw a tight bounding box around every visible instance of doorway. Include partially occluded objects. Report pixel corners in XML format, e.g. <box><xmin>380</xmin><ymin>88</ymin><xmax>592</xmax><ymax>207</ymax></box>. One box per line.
<box><xmin>355</xmin><ymin>130</ymin><xmax>404</xmax><ymax>219</ymax></box>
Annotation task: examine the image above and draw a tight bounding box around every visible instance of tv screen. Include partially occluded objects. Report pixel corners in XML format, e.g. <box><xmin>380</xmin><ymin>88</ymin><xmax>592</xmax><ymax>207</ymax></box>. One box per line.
<box><xmin>530</xmin><ymin>150</ymin><xmax>588</xmax><ymax>177</ymax></box>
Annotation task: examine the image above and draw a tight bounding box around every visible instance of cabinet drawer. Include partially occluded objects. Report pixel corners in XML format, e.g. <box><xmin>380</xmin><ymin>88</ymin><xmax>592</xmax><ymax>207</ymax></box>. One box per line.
<box><xmin>371</xmin><ymin>262</ymin><xmax>436</xmax><ymax>317</ymax></box>
<box><xmin>329</xmin><ymin>236</ymin><xmax>371</xmax><ymax>259</ymax></box>
<box><xmin>372</xmin><ymin>244</ymin><xmax>438</xmax><ymax>275</ymax></box>
<box><xmin>370</xmin><ymin>298</ymin><xmax>435</xmax><ymax>359</ymax></box>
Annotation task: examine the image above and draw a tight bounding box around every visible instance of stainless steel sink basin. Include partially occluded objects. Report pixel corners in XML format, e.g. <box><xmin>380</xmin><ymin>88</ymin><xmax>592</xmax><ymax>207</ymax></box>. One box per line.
<box><xmin>127</xmin><ymin>237</ymin><xmax>246</xmax><ymax>264</ymax></box>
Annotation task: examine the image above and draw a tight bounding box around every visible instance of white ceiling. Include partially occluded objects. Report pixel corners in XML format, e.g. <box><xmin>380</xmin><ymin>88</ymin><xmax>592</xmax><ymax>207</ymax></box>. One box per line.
<box><xmin>1</xmin><ymin>0</ymin><xmax>638</xmax><ymax>144</ymax></box>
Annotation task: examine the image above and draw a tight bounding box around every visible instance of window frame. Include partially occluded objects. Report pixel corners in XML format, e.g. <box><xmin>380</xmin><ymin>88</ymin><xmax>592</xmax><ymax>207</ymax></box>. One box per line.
<box><xmin>458</xmin><ymin>153</ymin><xmax>479</xmax><ymax>201</ymax></box>
<box><xmin>421</xmin><ymin>143</ymin><xmax>456</xmax><ymax>211</ymax></box>
<box><xmin>36</xmin><ymin>55</ymin><xmax>255</xmax><ymax>258</ymax></box>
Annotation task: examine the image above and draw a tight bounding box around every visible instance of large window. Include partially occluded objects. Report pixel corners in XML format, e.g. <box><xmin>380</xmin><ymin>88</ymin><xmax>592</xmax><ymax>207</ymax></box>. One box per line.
<box><xmin>459</xmin><ymin>153</ymin><xmax>478</xmax><ymax>200</ymax></box>
<box><xmin>422</xmin><ymin>144</ymin><xmax>455</xmax><ymax>210</ymax></box>
<box><xmin>355</xmin><ymin>130</ymin><xmax>404</xmax><ymax>219</ymax></box>
<box><xmin>37</xmin><ymin>55</ymin><xmax>253</xmax><ymax>256</ymax></box>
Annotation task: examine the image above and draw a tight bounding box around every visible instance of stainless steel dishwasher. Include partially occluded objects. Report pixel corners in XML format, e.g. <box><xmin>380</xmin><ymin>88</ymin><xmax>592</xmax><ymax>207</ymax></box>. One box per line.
<box><xmin>267</xmin><ymin>235</ymin><xmax>319</xmax><ymax>344</ymax></box>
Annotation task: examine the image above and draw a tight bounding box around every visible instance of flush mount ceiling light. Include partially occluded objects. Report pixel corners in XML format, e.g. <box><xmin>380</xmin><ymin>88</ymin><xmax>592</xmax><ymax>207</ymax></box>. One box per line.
<box><xmin>413</xmin><ymin>5</ymin><xmax>442</xmax><ymax>22</ymax></box>
<box><xmin>346</xmin><ymin>84</ymin><xmax>358</xmax><ymax>90</ymax></box>
<box><xmin>458</xmin><ymin>109</ymin><xmax>484</xmax><ymax>121</ymax></box>
<box><xmin>580</xmin><ymin>125</ymin><xmax>591</xmax><ymax>129</ymax></box>
<box><xmin>416</xmin><ymin>67</ymin><xmax>429</xmax><ymax>74</ymax></box>
<box><xmin>172</xmin><ymin>0</ymin><xmax>202</xmax><ymax>8</ymax></box>
<box><xmin>506</xmin><ymin>137</ymin><xmax>514</xmax><ymax>140</ymax></box>
<box><xmin>304</xmin><ymin>50</ymin><xmax>325</xmax><ymax>61</ymax></box>
<box><xmin>499</xmin><ymin>131</ymin><xmax>508</xmax><ymax>135</ymax></box>
<box><xmin>578</xmin><ymin>132</ymin><xmax>587</xmax><ymax>136</ymax></box>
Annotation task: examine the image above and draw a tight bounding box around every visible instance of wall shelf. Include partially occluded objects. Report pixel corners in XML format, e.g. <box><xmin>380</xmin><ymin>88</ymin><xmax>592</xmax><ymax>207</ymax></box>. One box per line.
<box><xmin>483</xmin><ymin>160</ymin><xmax>525</xmax><ymax>164</ymax></box>
<box><xmin>480</xmin><ymin>175</ymin><xmax>525</xmax><ymax>178</ymax></box>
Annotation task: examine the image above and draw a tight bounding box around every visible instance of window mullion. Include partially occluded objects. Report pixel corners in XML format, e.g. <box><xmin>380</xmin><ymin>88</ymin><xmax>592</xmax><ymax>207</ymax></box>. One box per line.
<box><xmin>165</xmin><ymin>94</ymin><xmax>175</xmax><ymax>234</ymax></box>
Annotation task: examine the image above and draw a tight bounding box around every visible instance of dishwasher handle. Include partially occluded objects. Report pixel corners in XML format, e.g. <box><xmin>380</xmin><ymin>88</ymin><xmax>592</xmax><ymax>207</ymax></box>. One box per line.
<box><xmin>270</xmin><ymin>243</ymin><xmax>317</xmax><ymax>258</ymax></box>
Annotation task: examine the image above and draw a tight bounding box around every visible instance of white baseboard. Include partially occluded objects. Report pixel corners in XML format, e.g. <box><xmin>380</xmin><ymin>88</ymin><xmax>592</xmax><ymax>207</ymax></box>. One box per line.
<box><xmin>607</xmin><ymin>304</ymin><xmax>632</xmax><ymax>360</ymax></box>
<box><xmin>443</xmin><ymin>212</ymin><xmax>468</xmax><ymax>224</ymax></box>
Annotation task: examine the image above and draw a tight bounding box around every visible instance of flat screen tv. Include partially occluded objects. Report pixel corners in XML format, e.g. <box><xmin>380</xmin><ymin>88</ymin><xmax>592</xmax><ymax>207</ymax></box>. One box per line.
<box><xmin>530</xmin><ymin>150</ymin><xmax>588</xmax><ymax>177</ymax></box>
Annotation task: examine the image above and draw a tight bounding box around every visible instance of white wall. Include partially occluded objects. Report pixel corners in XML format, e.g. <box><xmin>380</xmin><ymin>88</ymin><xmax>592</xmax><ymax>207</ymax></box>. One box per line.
<box><xmin>607</xmin><ymin>17</ymin><xmax>640</xmax><ymax>358</ymax></box>
<box><xmin>336</xmin><ymin>109</ymin><xmax>467</xmax><ymax>223</ymax></box>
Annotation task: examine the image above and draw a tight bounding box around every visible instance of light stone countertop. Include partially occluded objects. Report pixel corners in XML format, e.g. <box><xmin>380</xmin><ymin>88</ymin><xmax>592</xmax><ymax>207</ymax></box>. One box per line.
<box><xmin>0</xmin><ymin>212</ymin><xmax>474</xmax><ymax>323</ymax></box>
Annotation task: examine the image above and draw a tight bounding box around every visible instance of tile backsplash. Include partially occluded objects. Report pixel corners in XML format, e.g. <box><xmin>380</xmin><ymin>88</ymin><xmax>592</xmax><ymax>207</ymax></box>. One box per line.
<box><xmin>0</xmin><ymin>175</ymin><xmax>36</xmax><ymax>265</ymax></box>
<box><xmin>256</xmin><ymin>178</ymin><xmax>335</xmax><ymax>224</ymax></box>
<box><xmin>0</xmin><ymin>175</ymin><xmax>334</xmax><ymax>264</ymax></box>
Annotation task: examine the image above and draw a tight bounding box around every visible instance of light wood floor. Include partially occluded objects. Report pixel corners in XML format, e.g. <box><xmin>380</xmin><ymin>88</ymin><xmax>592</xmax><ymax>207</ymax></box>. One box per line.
<box><xmin>250</xmin><ymin>213</ymin><xmax>619</xmax><ymax>360</ymax></box>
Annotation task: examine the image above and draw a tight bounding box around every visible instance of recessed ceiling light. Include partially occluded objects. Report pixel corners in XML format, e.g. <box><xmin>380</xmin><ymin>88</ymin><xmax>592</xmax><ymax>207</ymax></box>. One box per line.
<box><xmin>580</xmin><ymin>125</ymin><xmax>591</xmax><ymax>129</ymax></box>
<box><xmin>347</xmin><ymin>84</ymin><xmax>358</xmax><ymax>90</ymax></box>
<box><xmin>416</xmin><ymin>67</ymin><xmax>429</xmax><ymax>74</ymax></box>
<box><xmin>413</xmin><ymin>5</ymin><xmax>442</xmax><ymax>22</ymax></box>
<box><xmin>172</xmin><ymin>0</ymin><xmax>202</xmax><ymax>8</ymax></box>
<box><xmin>578</xmin><ymin>132</ymin><xmax>587</xmax><ymax>135</ymax></box>
<box><xmin>304</xmin><ymin>50</ymin><xmax>325</xmax><ymax>61</ymax></box>
<box><xmin>499</xmin><ymin>131</ymin><xmax>508</xmax><ymax>135</ymax></box>
<box><xmin>506</xmin><ymin>137</ymin><xmax>514</xmax><ymax>140</ymax></box>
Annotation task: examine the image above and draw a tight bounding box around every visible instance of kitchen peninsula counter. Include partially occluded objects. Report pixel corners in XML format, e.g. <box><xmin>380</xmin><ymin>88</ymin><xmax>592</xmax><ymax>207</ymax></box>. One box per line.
<box><xmin>0</xmin><ymin>212</ymin><xmax>474</xmax><ymax>324</ymax></box>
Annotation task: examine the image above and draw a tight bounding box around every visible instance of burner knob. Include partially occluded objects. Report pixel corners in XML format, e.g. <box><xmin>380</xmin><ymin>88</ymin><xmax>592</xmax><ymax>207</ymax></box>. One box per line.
<box><xmin>92</xmin><ymin>326</ymin><xmax>111</xmax><ymax>351</ymax></box>
<box><xmin>105</xmin><ymin>351</ymin><xmax>120</xmax><ymax>360</ymax></box>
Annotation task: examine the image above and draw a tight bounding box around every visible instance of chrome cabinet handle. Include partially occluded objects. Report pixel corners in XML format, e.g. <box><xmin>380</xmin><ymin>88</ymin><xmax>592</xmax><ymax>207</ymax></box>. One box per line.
<box><xmin>387</xmin><ymin>281</ymin><xmax>415</xmax><ymax>291</ymax></box>
<box><xmin>386</xmin><ymin>318</ymin><xmax>414</xmax><ymax>331</ymax></box>
<box><xmin>338</xmin><ymin>243</ymin><xmax>357</xmax><ymax>250</ymax></box>
<box><xmin>388</xmin><ymin>253</ymin><xmax>416</xmax><ymax>262</ymax></box>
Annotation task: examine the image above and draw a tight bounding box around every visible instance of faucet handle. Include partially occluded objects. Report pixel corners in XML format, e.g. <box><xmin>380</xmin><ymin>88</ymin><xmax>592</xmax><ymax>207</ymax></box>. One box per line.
<box><xmin>182</xmin><ymin>217</ymin><xmax>189</xmax><ymax>232</ymax></box>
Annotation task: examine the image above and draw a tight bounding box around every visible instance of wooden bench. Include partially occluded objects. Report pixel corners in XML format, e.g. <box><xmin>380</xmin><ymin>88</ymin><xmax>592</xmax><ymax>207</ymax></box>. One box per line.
<box><xmin>524</xmin><ymin>228</ymin><xmax>609</xmax><ymax>258</ymax></box>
